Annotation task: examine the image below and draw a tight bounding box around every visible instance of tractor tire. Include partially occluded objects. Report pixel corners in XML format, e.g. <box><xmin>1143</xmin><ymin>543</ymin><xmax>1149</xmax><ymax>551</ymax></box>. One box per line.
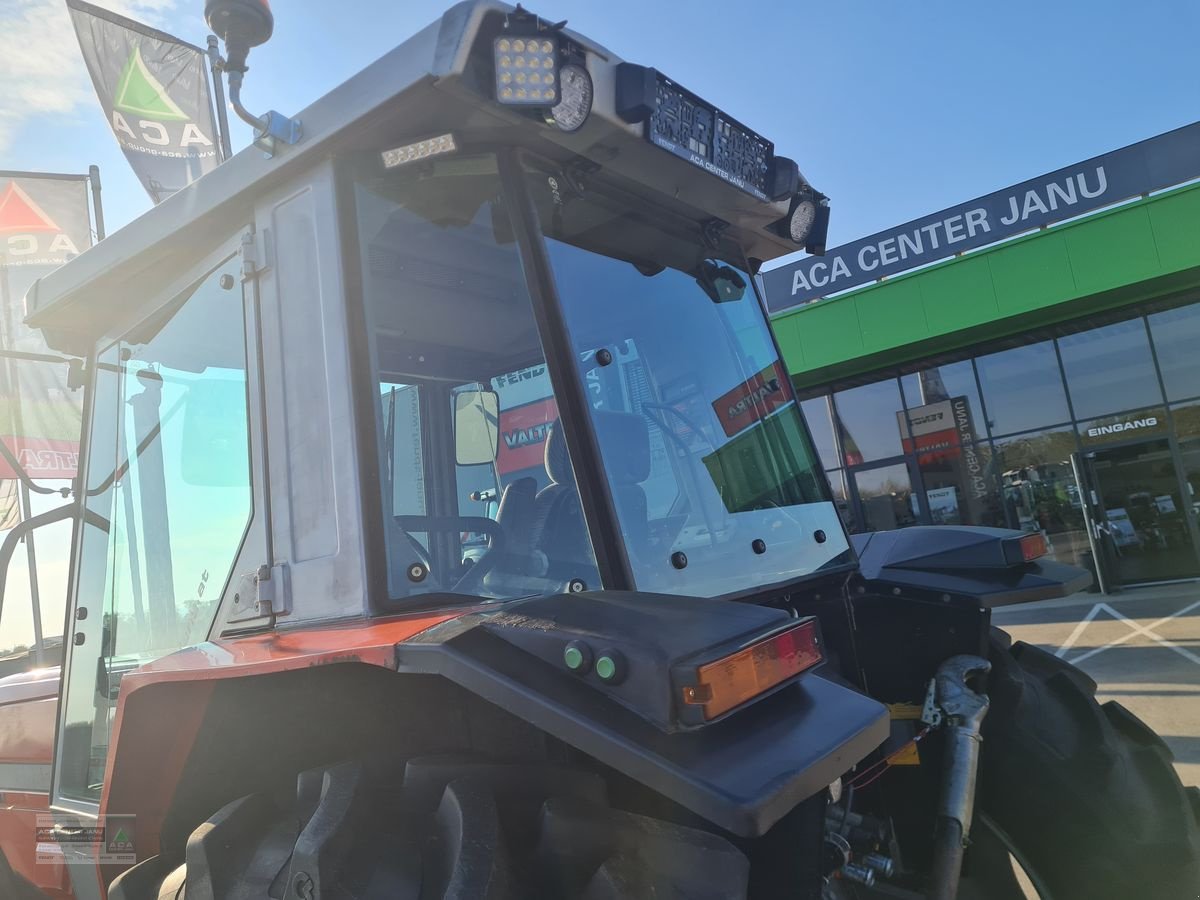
<box><xmin>975</xmin><ymin>627</ymin><xmax>1200</xmax><ymax>899</ymax></box>
<box><xmin>109</xmin><ymin>756</ymin><xmax>750</xmax><ymax>900</ymax></box>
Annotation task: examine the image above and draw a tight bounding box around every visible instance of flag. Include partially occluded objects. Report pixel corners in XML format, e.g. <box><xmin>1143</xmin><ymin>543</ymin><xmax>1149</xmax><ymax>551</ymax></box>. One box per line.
<box><xmin>67</xmin><ymin>0</ymin><xmax>221</xmax><ymax>204</ymax></box>
<box><xmin>0</xmin><ymin>172</ymin><xmax>92</xmax><ymax>482</ymax></box>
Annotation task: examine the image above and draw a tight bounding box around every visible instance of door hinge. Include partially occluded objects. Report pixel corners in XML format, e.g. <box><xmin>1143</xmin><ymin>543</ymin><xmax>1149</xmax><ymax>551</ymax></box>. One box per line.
<box><xmin>240</xmin><ymin>228</ymin><xmax>273</xmax><ymax>281</ymax></box>
<box><xmin>254</xmin><ymin>563</ymin><xmax>290</xmax><ymax>617</ymax></box>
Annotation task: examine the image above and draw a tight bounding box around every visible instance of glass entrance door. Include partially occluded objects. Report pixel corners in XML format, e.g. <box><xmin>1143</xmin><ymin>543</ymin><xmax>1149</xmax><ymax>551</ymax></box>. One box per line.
<box><xmin>1082</xmin><ymin>438</ymin><xmax>1200</xmax><ymax>585</ymax></box>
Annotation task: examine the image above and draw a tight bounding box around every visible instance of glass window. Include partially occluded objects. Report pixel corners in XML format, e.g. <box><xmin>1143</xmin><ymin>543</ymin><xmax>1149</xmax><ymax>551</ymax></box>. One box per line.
<box><xmin>851</xmin><ymin>462</ymin><xmax>919</xmax><ymax>532</ymax></box>
<box><xmin>800</xmin><ymin>394</ymin><xmax>840</xmax><ymax>471</ymax></box>
<box><xmin>1058</xmin><ymin>318</ymin><xmax>1162</xmax><ymax>419</ymax></box>
<box><xmin>355</xmin><ymin>159</ymin><xmax>598</xmax><ymax>602</ymax></box>
<box><xmin>525</xmin><ymin>166</ymin><xmax>851</xmax><ymax>597</ymax></box>
<box><xmin>1172</xmin><ymin>399</ymin><xmax>1200</xmax><ymax>440</ymax></box>
<box><xmin>905</xmin><ymin>360</ymin><xmax>988</xmax><ymax>441</ymax></box>
<box><xmin>59</xmin><ymin>255</ymin><xmax>253</xmax><ymax>803</ymax></box>
<box><xmin>975</xmin><ymin>340</ymin><xmax>1071</xmax><ymax>436</ymax></box>
<box><xmin>1148</xmin><ymin>301</ymin><xmax>1200</xmax><ymax>401</ymax></box>
<box><xmin>916</xmin><ymin>442</ymin><xmax>1005</xmax><ymax>527</ymax></box>
<box><xmin>834</xmin><ymin>378</ymin><xmax>906</xmax><ymax>463</ymax></box>
<box><xmin>992</xmin><ymin>426</ymin><xmax>1088</xmax><ymax>568</ymax></box>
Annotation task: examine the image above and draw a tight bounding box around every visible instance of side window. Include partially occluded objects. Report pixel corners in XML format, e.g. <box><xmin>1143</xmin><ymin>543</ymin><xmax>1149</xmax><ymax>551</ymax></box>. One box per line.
<box><xmin>57</xmin><ymin>255</ymin><xmax>253</xmax><ymax>803</ymax></box>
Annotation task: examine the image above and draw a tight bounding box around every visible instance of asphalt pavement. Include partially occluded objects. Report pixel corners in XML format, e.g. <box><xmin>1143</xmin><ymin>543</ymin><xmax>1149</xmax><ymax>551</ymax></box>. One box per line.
<box><xmin>992</xmin><ymin>581</ymin><xmax>1200</xmax><ymax>785</ymax></box>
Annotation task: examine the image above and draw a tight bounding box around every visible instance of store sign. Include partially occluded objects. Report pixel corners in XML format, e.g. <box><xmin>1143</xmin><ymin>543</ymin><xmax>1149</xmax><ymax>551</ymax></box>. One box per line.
<box><xmin>764</xmin><ymin>121</ymin><xmax>1200</xmax><ymax>312</ymax></box>
<box><xmin>1086</xmin><ymin>415</ymin><xmax>1158</xmax><ymax>438</ymax></box>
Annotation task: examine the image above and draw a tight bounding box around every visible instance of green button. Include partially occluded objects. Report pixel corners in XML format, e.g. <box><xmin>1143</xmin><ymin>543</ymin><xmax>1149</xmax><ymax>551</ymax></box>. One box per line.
<box><xmin>595</xmin><ymin>655</ymin><xmax>616</xmax><ymax>681</ymax></box>
<box><xmin>564</xmin><ymin>646</ymin><xmax>585</xmax><ymax>670</ymax></box>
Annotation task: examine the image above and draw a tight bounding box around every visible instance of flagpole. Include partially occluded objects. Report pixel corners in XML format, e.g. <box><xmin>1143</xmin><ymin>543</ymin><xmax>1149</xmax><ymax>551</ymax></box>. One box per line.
<box><xmin>207</xmin><ymin>36</ymin><xmax>234</xmax><ymax>160</ymax></box>
<box><xmin>89</xmin><ymin>165</ymin><xmax>105</xmax><ymax>241</ymax></box>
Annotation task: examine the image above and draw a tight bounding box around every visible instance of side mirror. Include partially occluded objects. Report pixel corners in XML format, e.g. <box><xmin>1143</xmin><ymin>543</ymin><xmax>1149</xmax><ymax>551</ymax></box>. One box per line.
<box><xmin>181</xmin><ymin>378</ymin><xmax>250</xmax><ymax>486</ymax></box>
<box><xmin>696</xmin><ymin>260</ymin><xmax>746</xmax><ymax>303</ymax></box>
<box><xmin>205</xmin><ymin>0</ymin><xmax>273</xmax><ymax>69</ymax></box>
<box><xmin>455</xmin><ymin>390</ymin><xmax>500</xmax><ymax>466</ymax></box>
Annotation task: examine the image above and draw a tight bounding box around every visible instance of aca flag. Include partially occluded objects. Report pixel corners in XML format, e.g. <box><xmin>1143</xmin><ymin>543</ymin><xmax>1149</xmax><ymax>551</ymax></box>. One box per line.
<box><xmin>0</xmin><ymin>172</ymin><xmax>93</xmax><ymax>483</ymax></box>
<box><xmin>67</xmin><ymin>0</ymin><xmax>221</xmax><ymax>204</ymax></box>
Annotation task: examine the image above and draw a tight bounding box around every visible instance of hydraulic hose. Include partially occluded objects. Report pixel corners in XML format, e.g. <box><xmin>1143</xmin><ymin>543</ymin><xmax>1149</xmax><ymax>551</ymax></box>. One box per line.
<box><xmin>927</xmin><ymin>654</ymin><xmax>992</xmax><ymax>900</ymax></box>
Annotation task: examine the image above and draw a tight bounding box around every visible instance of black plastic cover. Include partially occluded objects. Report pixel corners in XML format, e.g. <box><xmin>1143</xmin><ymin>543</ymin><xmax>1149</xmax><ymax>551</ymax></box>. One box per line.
<box><xmin>394</xmin><ymin>597</ymin><xmax>888</xmax><ymax>838</ymax></box>
<box><xmin>852</xmin><ymin>526</ymin><xmax>1092</xmax><ymax>606</ymax></box>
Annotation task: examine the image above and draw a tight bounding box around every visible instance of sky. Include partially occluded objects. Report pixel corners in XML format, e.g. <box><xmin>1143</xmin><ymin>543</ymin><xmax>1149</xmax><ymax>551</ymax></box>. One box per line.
<box><xmin>0</xmin><ymin>0</ymin><xmax>1196</xmax><ymax>650</ymax></box>
<box><xmin>0</xmin><ymin>0</ymin><xmax>1197</xmax><ymax>244</ymax></box>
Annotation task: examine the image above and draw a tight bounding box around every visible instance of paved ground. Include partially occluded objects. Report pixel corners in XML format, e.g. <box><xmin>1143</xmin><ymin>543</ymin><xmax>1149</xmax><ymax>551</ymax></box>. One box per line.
<box><xmin>992</xmin><ymin>582</ymin><xmax>1200</xmax><ymax>785</ymax></box>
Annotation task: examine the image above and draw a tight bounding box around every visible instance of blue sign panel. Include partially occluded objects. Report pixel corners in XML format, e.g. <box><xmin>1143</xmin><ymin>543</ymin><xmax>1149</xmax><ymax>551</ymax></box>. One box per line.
<box><xmin>764</xmin><ymin>121</ymin><xmax>1200</xmax><ymax>314</ymax></box>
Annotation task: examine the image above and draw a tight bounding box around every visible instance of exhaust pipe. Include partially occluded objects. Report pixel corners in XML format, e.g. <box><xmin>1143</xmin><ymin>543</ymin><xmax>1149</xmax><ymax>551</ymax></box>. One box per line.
<box><xmin>927</xmin><ymin>654</ymin><xmax>991</xmax><ymax>900</ymax></box>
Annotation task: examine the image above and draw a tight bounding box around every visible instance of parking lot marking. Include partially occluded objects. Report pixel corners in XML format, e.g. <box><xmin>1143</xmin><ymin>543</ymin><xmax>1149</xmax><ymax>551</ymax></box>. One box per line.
<box><xmin>1056</xmin><ymin>600</ymin><xmax>1200</xmax><ymax>666</ymax></box>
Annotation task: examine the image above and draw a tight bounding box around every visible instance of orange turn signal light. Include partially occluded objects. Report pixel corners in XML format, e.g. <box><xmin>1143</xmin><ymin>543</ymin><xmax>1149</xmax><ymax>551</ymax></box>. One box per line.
<box><xmin>681</xmin><ymin>619</ymin><xmax>822</xmax><ymax>721</ymax></box>
<box><xmin>1019</xmin><ymin>532</ymin><xmax>1048</xmax><ymax>561</ymax></box>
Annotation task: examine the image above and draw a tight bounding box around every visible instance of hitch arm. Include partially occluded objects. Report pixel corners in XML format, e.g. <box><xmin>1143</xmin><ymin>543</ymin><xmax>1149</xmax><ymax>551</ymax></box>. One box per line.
<box><xmin>927</xmin><ymin>654</ymin><xmax>991</xmax><ymax>900</ymax></box>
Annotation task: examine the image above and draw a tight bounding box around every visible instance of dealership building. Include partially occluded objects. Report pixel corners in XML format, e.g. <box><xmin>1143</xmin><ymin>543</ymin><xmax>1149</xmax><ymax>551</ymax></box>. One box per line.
<box><xmin>764</xmin><ymin>122</ymin><xmax>1200</xmax><ymax>592</ymax></box>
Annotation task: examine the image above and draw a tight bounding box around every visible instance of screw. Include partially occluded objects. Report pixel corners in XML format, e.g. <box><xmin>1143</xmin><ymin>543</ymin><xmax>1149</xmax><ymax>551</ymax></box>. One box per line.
<box><xmin>751</xmin><ymin>538</ymin><xmax>767</xmax><ymax>555</ymax></box>
<box><xmin>670</xmin><ymin>551</ymin><xmax>688</xmax><ymax>570</ymax></box>
<box><xmin>219</xmin><ymin>273</ymin><xmax>235</xmax><ymax>290</ymax></box>
<box><xmin>595</xmin><ymin>348</ymin><xmax>613</xmax><ymax>366</ymax></box>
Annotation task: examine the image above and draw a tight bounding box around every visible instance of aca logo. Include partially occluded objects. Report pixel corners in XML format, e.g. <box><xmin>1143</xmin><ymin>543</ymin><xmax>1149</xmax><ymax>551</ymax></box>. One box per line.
<box><xmin>110</xmin><ymin>46</ymin><xmax>214</xmax><ymax>153</ymax></box>
<box><xmin>0</xmin><ymin>182</ymin><xmax>81</xmax><ymax>264</ymax></box>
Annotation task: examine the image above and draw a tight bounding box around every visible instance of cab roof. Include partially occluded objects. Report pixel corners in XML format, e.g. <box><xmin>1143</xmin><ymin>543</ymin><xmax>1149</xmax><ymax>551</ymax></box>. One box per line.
<box><xmin>27</xmin><ymin>1</ymin><xmax>807</xmax><ymax>352</ymax></box>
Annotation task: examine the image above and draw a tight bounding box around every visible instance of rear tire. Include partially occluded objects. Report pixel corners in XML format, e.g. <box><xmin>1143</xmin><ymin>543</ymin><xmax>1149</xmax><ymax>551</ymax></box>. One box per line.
<box><xmin>110</xmin><ymin>756</ymin><xmax>750</xmax><ymax>899</ymax></box>
<box><xmin>976</xmin><ymin>627</ymin><xmax>1200</xmax><ymax>899</ymax></box>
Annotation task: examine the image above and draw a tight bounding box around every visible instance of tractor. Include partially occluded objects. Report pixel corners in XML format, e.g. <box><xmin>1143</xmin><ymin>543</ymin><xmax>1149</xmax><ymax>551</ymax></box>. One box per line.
<box><xmin>0</xmin><ymin>1</ymin><xmax>1196</xmax><ymax>897</ymax></box>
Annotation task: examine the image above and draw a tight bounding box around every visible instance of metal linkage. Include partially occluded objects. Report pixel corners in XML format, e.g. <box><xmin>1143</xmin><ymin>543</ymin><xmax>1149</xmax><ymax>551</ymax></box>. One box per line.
<box><xmin>927</xmin><ymin>654</ymin><xmax>992</xmax><ymax>900</ymax></box>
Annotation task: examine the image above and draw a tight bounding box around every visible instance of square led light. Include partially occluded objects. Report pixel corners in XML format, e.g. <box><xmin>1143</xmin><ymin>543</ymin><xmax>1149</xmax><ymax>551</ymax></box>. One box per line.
<box><xmin>380</xmin><ymin>133</ymin><xmax>457</xmax><ymax>169</ymax></box>
<box><xmin>494</xmin><ymin>34</ymin><xmax>559</xmax><ymax>105</ymax></box>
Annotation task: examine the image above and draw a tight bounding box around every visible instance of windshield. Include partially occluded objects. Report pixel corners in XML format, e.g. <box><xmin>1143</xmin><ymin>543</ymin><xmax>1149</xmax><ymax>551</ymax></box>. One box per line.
<box><xmin>523</xmin><ymin>165</ymin><xmax>852</xmax><ymax>596</ymax></box>
<box><xmin>353</xmin><ymin>156</ymin><xmax>600</xmax><ymax>604</ymax></box>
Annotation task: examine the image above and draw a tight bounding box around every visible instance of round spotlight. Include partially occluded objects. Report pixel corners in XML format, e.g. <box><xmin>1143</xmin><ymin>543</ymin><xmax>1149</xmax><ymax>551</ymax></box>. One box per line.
<box><xmin>789</xmin><ymin>196</ymin><xmax>818</xmax><ymax>245</ymax></box>
<box><xmin>547</xmin><ymin>63</ymin><xmax>593</xmax><ymax>133</ymax></box>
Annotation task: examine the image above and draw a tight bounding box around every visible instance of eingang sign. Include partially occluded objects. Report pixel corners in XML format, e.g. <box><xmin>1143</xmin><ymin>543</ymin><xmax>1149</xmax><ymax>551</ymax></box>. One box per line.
<box><xmin>763</xmin><ymin>121</ymin><xmax>1200</xmax><ymax>313</ymax></box>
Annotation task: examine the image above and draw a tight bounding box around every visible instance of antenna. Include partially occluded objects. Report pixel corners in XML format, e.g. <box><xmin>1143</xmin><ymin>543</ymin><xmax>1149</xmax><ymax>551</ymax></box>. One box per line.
<box><xmin>204</xmin><ymin>0</ymin><xmax>301</xmax><ymax>156</ymax></box>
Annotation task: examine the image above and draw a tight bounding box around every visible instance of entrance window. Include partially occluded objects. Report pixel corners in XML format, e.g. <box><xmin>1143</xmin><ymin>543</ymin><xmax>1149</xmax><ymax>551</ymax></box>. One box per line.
<box><xmin>916</xmin><ymin>441</ymin><xmax>1004</xmax><ymax>527</ymax></box>
<box><xmin>976</xmin><ymin>340</ymin><xmax>1070</xmax><ymax>436</ymax></box>
<box><xmin>800</xmin><ymin>394</ymin><xmax>840</xmax><ymax>471</ymax></box>
<box><xmin>1058</xmin><ymin>318</ymin><xmax>1162</xmax><ymax>419</ymax></box>
<box><xmin>904</xmin><ymin>360</ymin><xmax>987</xmax><ymax>441</ymax></box>
<box><xmin>851</xmin><ymin>462</ymin><xmax>918</xmax><ymax>532</ymax></box>
<box><xmin>833</xmin><ymin>378</ymin><xmax>906</xmax><ymax>463</ymax></box>
<box><xmin>1148</xmin><ymin>301</ymin><xmax>1200</xmax><ymax>402</ymax></box>
<box><xmin>992</xmin><ymin>425</ymin><xmax>1087</xmax><ymax>567</ymax></box>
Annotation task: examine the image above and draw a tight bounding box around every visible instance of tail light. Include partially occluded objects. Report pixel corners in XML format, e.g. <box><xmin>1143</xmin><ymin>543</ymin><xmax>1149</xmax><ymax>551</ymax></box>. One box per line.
<box><xmin>679</xmin><ymin>618</ymin><xmax>822</xmax><ymax>723</ymax></box>
<box><xmin>1018</xmin><ymin>532</ymin><xmax>1048</xmax><ymax>561</ymax></box>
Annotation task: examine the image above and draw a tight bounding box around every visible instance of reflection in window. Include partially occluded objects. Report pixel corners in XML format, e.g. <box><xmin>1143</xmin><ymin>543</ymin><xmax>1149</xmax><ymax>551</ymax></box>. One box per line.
<box><xmin>976</xmin><ymin>341</ymin><xmax>1070</xmax><ymax>436</ymax></box>
<box><xmin>916</xmin><ymin>442</ymin><xmax>1004</xmax><ymax>527</ymax></box>
<box><xmin>800</xmin><ymin>394</ymin><xmax>840</xmax><ymax>471</ymax></box>
<box><xmin>834</xmin><ymin>378</ymin><xmax>906</xmax><ymax>463</ymax></box>
<box><xmin>992</xmin><ymin>426</ymin><xmax>1087</xmax><ymax>567</ymax></box>
<box><xmin>905</xmin><ymin>360</ymin><xmax>988</xmax><ymax>441</ymax></box>
<box><xmin>852</xmin><ymin>463</ymin><xmax>919</xmax><ymax>532</ymax></box>
<box><xmin>1148</xmin><ymin>302</ymin><xmax>1200</xmax><ymax>402</ymax></box>
<box><xmin>1058</xmin><ymin>318</ymin><xmax>1162</xmax><ymax>419</ymax></box>
<box><xmin>1171</xmin><ymin>400</ymin><xmax>1200</xmax><ymax>440</ymax></box>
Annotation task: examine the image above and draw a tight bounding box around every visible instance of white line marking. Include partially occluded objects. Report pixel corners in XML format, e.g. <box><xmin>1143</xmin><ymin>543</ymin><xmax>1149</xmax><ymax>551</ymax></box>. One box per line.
<box><xmin>1061</xmin><ymin>599</ymin><xmax>1200</xmax><ymax>667</ymax></box>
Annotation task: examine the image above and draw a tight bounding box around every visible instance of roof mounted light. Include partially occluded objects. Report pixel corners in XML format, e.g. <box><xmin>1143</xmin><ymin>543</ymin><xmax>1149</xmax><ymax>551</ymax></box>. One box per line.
<box><xmin>380</xmin><ymin>133</ymin><xmax>457</xmax><ymax>169</ymax></box>
<box><xmin>546</xmin><ymin>62</ymin><xmax>592</xmax><ymax>132</ymax></box>
<box><xmin>774</xmin><ymin>191</ymin><xmax>831</xmax><ymax>255</ymax></box>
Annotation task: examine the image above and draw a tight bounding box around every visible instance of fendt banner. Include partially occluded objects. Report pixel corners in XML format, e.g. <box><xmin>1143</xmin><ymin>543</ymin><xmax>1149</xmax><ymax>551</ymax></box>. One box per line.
<box><xmin>764</xmin><ymin>121</ymin><xmax>1200</xmax><ymax>313</ymax></box>
<box><xmin>68</xmin><ymin>0</ymin><xmax>221</xmax><ymax>204</ymax></box>
<box><xmin>0</xmin><ymin>172</ymin><xmax>93</xmax><ymax>485</ymax></box>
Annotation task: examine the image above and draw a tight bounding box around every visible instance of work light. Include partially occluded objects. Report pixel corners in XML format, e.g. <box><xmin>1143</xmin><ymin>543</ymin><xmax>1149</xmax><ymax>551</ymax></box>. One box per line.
<box><xmin>380</xmin><ymin>133</ymin><xmax>457</xmax><ymax>169</ymax></box>
<box><xmin>494</xmin><ymin>35</ymin><xmax>559</xmax><ymax>105</ymax></box>
<box><xmin>547</xmin><ymin>63</ymin><xmax>592</xmax><ymax>132</ymax></box>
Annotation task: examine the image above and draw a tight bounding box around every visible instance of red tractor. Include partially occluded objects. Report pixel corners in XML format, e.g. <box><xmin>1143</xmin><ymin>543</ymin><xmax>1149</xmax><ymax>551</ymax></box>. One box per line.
<box><xmin>0</xmin><ymin>2</ymin><xmax>1195</xmax><ymax>898</ymax></box>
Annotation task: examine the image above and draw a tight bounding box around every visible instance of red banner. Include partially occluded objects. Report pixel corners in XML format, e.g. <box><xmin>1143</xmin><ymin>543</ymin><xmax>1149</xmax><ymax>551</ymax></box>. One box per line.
<box><xmin>497</xmin><ymin>397</ymin><xmax>558</xmax><ymax>476</ymax></box>
<box><xmin>0</xmin><ymin>437</ymin><xmax>79</xmax><ymax>480</ymax></box>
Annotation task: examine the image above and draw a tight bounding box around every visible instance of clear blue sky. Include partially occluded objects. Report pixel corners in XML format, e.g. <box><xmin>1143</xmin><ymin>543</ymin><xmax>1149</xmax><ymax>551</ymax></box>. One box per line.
<box><xmin>2</xmin><ymin>0</ymin><xmax>1198</xmax><ymax>258</ymax></box>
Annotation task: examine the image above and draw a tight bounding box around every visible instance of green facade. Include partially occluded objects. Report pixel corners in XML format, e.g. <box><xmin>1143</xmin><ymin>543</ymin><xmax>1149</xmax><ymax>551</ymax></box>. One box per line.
<box><xmin>771</xmin><ymin>181</ymin><xmax>1200</xmax><ymax>388</ymax></box>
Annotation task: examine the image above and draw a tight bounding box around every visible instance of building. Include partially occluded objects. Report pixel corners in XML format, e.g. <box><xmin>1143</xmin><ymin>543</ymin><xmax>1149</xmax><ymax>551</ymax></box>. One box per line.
<box><xmin>764</xmin><ymin>123</ymin><xmax>1200</xmax><ymax>592</ymax></box>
